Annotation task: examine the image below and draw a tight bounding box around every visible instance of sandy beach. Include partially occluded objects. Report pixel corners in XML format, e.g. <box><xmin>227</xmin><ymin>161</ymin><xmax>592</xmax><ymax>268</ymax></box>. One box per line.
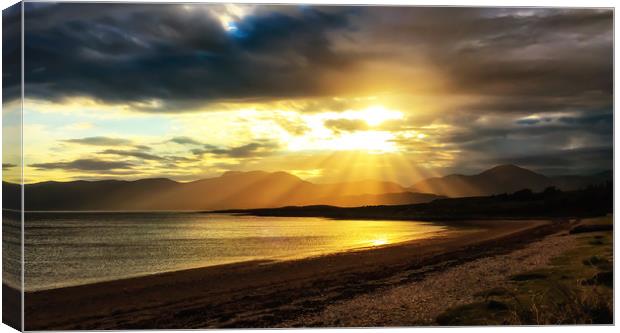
<box><xmin>19</xmin><ymin>219</ymin><xmax>564</xmax><ymax>330</ymax></box>
<box><xmin>283</xmin><ymin>224</ymin><xmax>579</xmax><ymax>326</ymax></box>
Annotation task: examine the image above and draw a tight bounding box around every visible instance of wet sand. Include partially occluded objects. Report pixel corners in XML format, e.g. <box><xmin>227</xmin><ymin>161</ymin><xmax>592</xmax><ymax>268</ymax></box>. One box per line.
<box><xmin>21</xmin><ymin>219</ymin><xmax>561</xmax><ymax>330</ymax></box>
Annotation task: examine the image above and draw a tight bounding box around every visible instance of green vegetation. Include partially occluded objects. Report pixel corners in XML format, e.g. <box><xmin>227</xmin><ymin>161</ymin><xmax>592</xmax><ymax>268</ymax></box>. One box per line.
<box><xmin>436</xmin><ymin>216</ymin><xmax>613</xmax><ymax>325</ymax></box>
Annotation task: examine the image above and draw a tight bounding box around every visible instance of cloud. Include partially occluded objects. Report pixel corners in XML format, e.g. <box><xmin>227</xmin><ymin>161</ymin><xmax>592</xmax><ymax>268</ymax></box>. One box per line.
<box><xmin>20</xmin><ymin>3</ymin><xmax>356</xmax><ymax>109</ymax></box>
<box><xmin>17</xmin><ymin>5</ymin><xmax>611</xmax><ymax>130</ymax></box>
<box><xmin>382</xmin><ymin>107</ymin><xmax>613</xmax><ymax>175</ymax></box>
<box><xmin>192</xmin><ymin>140</ymin><xmax>280</xmax><ymax>158</ymax></box>
<box><xmin>16</xmin><ymin>4</ymin><xmax>613</xmax><ymax>178</ymax></box>
<box><xmin>516</xmin><ymin>118</ymin><xmax>543</xmax><ymax>126</ymax></box>
<box><xmin>2</xmin><ymin>3</ymin><xmax>21</xmax><ymax>102</ymax></box>
<box><xmin>442</xmin><ymin>111</ymin><xmax>613</xmax><ymax>146</ymax></box>
<box><xmin>557</xmin><ymin>113</ymin><xmax>612</xmax><ymax>126</ymax></box>
<box><xmin>99</xmin><ymin>146</ymin><xmax>197</xmax><ymax>164</ymax></box>
<box><xmin>351</xmin><ymin>8</ymin><xmax>612</xmax><ymax>96</ymax></box>
<box><xmin>323</xmin><ymin>118</ymin><xmax>369</xmax><ymax>133</ymax></box>
<box><xmin>2</xmin><ymin>163</ymin><xmax>17</xmax><ymax>171</ymax></box>
<box><xmin>100</xmin><ymin>149</ymin><xmax>165</xmax><ymax>161</ymax></box>
<box><xmin>272</xmin><ymin>114</ymin><xmax>310</xmax><ymax>135</ymax></box>
<box><xmin>169</xmin><ymin>136</ymin><xmax>202</xmax><ymax>145</ymax></box>
<box><xmin>486</xmin><ymin>146</ymin><xmax>612</xmax><ymax>174</ymax></box>
<box><xmin>30</xmin><ymin>159</ymin><xmax>133</xmax><ymax>171</ymax></box>
<box><xmin>133</xmin><ymin>145</ymin><xmax>152</xmax><ymax>151</ymax></box>
<box><xmin>63</xmin><ymin>136</ymin><xmax>132</xmax><ymax>146</ymax></box>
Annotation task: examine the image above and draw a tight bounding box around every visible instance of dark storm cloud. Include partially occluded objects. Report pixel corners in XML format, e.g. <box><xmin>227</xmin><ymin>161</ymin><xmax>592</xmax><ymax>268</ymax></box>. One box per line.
<box><xmin>486</xmin><ymin>146</ymin><xmax>612</xmax><ymax>175</ymax></box>
<box><xmin>21</xmin><ymin>3</ymin><xmax>355</xmax><ymax>108</ymax></box>
<box><xmin>192</xmin><ymin>140</ymin><xmax>280</xmax><ymax>158</ymax></box>
<box><xmin>435</xmin><ymin>111</ymin><xmax>613</xmax><ymax>162</ymax></box>
<box><xmin>557</xmin><ymin>112</ymin><xmax>613</xmax><ymax>126</ymax></box>
<box><xmin>443</xmin><ymin>112</ymin><xmax>612</xmax><ymax>146</ymax></box>
<box><xmin>457</xmin><ymin>94</ymin><xmax>612</xmax><ymax>115</ymax></box>
<box><xmin>2</xmin><ymin>3</ymin><xmax>22</xmax><ymax>102</ymax></box>
<box><xmin>516</xmin><ymin>118</ymin><xmax>545</xmax><ymax>126</ymax></box>
<box><xmin>442</xmin><ymin>119</ymin><xmax>613</xmax><ymax>149</ymax></box>
<box><xmin>31</xmin><ymin>159</ymin><xmax>134</xmax><ymax>171</ymax></box>
<box><xmin>63</xmin><ymin>136</ymin><xmax>133</xmax><ymax>146</ymax></box>
<box><xmin>17</xmin><ymin>4</ymin><xmax>613</xmax><ymax>175</ymax></box>
<box><xmin>344</xmin><ymin>8</ymin><xmax>612</xmax><ymax>120</ymax></box>
<box><xmin>17</xmin><ymin>4</ymin><xmax>611</xmax><ymax>116</ymax></box>
<box><xmin>389</xmin><ymin>108</ymin><xmax>613</xmax><ymax>174</ymax></box>
<box><xmin>19</xmin><ymin>5</ymin><xmax>612</xmax><ymax>110</ymax></box>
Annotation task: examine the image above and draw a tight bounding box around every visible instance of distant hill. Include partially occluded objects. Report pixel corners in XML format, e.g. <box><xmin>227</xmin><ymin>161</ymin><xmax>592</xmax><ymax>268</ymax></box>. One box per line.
<box><xmin>318</xmin><ymin>191</ymin><xmax>444</xmax><ymax>207</ymax></box>
<box><xmin>409</xmin><ymin>165</ymin><xmax>612</xmax><ymax>198</ymax></box>
<box><xmin>225</xmin><ymin>182</ymin><xmax>612</xmax><ymax>221</ymax></box>
<box><xmin>3</xmin><ymin>171</ymin><xmax>443</xmax><ymax>211</ymax></box>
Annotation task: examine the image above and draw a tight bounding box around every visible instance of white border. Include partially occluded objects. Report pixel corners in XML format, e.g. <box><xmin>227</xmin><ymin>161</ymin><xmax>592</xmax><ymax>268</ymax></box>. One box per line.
<box><xmin>0</xmin><ymin>1</ymin><xmax>617</xmax><ymax>333</ymax></box>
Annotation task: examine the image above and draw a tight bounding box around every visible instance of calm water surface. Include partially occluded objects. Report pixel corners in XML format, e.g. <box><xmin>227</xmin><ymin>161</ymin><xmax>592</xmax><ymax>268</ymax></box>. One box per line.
<box><xmin>15</xmin><ymin>212</ymin><xmax>454</xmax><ymax>291</ymax></box>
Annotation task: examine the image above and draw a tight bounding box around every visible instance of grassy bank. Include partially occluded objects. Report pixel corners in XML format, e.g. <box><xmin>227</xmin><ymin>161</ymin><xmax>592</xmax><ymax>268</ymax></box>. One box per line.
<box><xmin>436</xmin><ymin>216</ymin><xmax>613</xmax><ymax>325</ymax></box>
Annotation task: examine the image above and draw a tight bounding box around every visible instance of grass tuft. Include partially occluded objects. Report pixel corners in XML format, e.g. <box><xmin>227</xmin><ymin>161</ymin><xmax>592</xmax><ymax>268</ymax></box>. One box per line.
<box><xmin>582</xmin><ymin>256</ymin><xmax>611</xmax><ymax>270</ymax></box>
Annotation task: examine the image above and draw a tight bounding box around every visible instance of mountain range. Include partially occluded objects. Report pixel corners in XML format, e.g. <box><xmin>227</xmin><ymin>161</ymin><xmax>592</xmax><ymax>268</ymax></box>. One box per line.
<box><xmin>3</xmin><ymin>170</ymin><xmax>441</xmax><ymax>211</ymax></box>
<box><xmin>2</xmin><ymin>164</ymin><xmax>611</xmax><ymax>211</ymax></box>
<box><xmin>409</xmin><ymin>164</ymin><xmax>612</xmax><ymax>197</ymax></box>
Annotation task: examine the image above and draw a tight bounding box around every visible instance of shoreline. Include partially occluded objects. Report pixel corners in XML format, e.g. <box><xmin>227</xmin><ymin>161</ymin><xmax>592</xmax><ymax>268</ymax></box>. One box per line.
<box><xmin>18</xmin><ymin>216</ymin><xmax>464</xmax><ymax>293</ymax></box>
<box><xmin>20</xmin><ymin>218</ymin><xmax>563</xmax><ymax>330</ymax></box>
<box><xmin>14</xmin><ymin>215</ymin><xmax>527</xmax><ymax>293</ymax></box>
<box><xmin>19</xmin><ymin>225</ymin><xmax>449</xmax><ymax>293</ymax></box>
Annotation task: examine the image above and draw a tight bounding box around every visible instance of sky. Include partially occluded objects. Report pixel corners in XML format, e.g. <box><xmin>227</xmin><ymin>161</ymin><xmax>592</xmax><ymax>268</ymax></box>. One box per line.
<box><xmin>2</xmin><ymin>3</ymin><xmax>613</xmax><ymax>185</ymax></box>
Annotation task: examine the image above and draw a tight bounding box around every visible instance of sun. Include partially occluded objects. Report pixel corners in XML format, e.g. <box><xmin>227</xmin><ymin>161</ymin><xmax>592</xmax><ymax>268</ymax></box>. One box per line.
<box><xmin>359</xmin><ymin>105</ymin><xmax>403</xmax><ymax>126</ymax></box>
<box><xmin>286</xmin><ymin>104</ymin><xmax>404</xmax><ymax>154</ymax></box>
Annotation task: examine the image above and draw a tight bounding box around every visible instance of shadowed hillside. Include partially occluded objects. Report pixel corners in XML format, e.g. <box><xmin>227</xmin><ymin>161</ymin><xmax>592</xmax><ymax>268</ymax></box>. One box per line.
<box><xmin>410</xmin><ymin>165</ymin><xmax>611</xmax><ymax>197</ymax></box>
<box><xmin>223</xmin><ymin>182</ymin><xmax>613</xmax><ymax>221</ymax></box>
<box><xmin>3</xmin><ymin>171</ymin><xmax>442</xmax><ymax>211</ymax></box>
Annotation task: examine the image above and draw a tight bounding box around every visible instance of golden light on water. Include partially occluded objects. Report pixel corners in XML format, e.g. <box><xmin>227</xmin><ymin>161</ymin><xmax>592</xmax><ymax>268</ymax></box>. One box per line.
<box><xmin>22</xmin><ymin>215</ymin><xmax>453</xmax><ymax>291</ymax></box>
<box><xmin>370</xmin><ymin>237</ymin><xmax>389</xmax><ymax>247</ymax></box>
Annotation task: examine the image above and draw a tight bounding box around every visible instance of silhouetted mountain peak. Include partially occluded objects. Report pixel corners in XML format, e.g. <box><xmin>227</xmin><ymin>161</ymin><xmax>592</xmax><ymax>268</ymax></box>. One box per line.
<box><xmin>480</xmin><ymin>164</ymin><xmax>541</xmax><ymax>177</ymax></box>
<box><xmin>133</xmin><ymin>178</ymin><xmax>177</xmax><ymax>184</ymax></box>
<box><xmin>410</xmin><ymin>164</ymin><xmax>553</xmax><ymax>197</ymax></box>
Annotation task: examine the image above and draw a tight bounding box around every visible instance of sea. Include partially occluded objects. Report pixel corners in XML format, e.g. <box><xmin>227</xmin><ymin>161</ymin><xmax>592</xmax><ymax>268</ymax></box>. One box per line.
<box><xmin>2</xmin><ymin>212</ymin><xmax>453</xmax><ymax>291</ymax></box>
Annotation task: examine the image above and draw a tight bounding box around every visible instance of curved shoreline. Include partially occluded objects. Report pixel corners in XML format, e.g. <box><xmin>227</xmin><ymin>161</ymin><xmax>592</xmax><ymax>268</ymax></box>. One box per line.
<box><xmin>17</xmin><ymin>218</ymin><xmax>565</xmax><ymax>330</ymax></box>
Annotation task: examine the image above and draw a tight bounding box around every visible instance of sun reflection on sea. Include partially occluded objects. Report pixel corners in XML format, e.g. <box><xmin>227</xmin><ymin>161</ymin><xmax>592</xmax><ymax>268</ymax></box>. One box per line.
<box><xmin>370</xmin><ymin>237</ymin><xmax>389</xmax><ymax>247</ymax></box>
